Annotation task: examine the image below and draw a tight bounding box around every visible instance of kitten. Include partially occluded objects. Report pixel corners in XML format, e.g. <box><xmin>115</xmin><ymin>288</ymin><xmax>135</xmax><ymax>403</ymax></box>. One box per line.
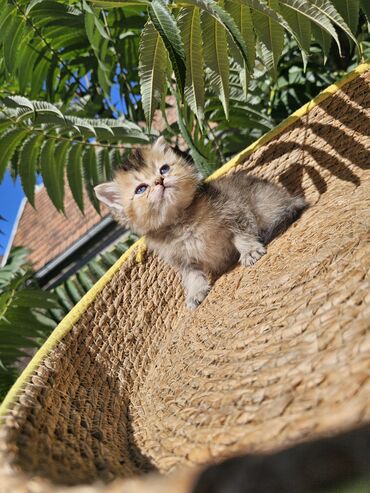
<box><xmin>95</xmin><ymin>137</ymin><xmax>307</xmax><ymax>309</ymax></box>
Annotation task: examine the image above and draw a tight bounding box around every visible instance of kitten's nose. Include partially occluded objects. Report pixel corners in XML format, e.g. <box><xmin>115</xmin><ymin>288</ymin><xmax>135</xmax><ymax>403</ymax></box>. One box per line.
<box><xmin>155</xmin><ymin>176</ymin><xmax>164</xmax><ymax>186</ymax></box>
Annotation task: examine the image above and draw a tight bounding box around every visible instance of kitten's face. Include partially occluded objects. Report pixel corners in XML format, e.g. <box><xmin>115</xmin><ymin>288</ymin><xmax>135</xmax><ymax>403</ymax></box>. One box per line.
<box><xmin>95</xmin><ymin>138</ymin><xmax>200</xmax><ymax>235</ymax></box>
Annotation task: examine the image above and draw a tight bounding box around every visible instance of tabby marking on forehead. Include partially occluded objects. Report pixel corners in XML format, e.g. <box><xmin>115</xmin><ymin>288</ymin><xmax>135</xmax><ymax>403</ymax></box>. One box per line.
<box><xmin>120</xmin><ymin>148</ymin><xmax>146</xmax><ymax>171</ymax></box>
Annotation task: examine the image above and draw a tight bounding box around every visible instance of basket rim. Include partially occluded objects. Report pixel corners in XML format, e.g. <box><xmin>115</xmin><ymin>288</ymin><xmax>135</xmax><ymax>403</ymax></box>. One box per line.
<box><xmin>1</xmin><ymin>60</ymin><xmax>369</xmax><ymax>421</ymax></box>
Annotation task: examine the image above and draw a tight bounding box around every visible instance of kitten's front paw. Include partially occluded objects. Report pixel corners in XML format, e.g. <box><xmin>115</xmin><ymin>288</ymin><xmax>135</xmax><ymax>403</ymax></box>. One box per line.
<box><xmin>240</xmin><ymin>244</ymin><xmax>266</xmax><ymax>267</ymax></box>
<box><xmin>186</xmin><ymin>286</ymin><xmax>210</xmax><ymax>310</ymax></box>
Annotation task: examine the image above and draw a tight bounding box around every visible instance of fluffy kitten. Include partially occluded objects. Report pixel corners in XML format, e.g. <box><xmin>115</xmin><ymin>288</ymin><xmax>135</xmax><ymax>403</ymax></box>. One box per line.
<box><xmin>95</xmin><ymin>137</ymin><xmax>307</xmax><ymax>309</ymax></box>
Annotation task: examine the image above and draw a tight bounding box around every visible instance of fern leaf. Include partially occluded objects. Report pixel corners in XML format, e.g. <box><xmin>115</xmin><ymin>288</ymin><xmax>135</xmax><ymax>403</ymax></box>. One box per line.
<box><xmin>252</xmin><ymin>0</ymin><xmax>284</xmax><ymax>77</ymax></box>
<box><xmin>332</xmin><ymin>0</ymin><xmax>359</xmax><ymax>35</ymax></box>
<box><xmin>202</xmin><ymin>7</ymin><xmax>230</xmax><ymax>119</ymax></box>
<box><xmin>278</xmin><ymin>0</ymin><xmax>341</xmax><ymax>53</ymax></box>
<box><xmin>139</xmin><ymin>20</ymin><xmax>168</xmax><ymax>127</ymax></box>
<box><xmin>149</xmin><ymin>0</ymin><xmax>186</xmax><ymax>95</ymax></box>
<box><xmin>18</xmin><ymin>134</ymin><xmax>43</xmax><ymax>207</ymax></box>
<box><xmin>310</xmin><ymin>0</ymin><xmax>357</xmax><ymax>46</ymax></box>
<box><xmin>67</xmin><ymin>143</ymin><xmax>84</xmax><ymax>213</ymax></box>
<box><xmin>82</xmin><ymin>146</ymin><xmax>100</xmax><ymax>213</ymax></box>
<box><xmin>0</xmin><ymin>128</ymin><xmax>30</xmax><ymax>182</ymax></box>
<box><xmin>178</xmin><ymin>7</ymin><xmax>205</xmax><ymax>123</ymax></box>
<box><xmin>280</xmin><ymin>2</ymin><xmax>311</xmax><ymax>55</ymax></box>
<box><xmin>40</xmin><ymin>139</ymin><xmax>64</xmax><ymax>212</ymax></box>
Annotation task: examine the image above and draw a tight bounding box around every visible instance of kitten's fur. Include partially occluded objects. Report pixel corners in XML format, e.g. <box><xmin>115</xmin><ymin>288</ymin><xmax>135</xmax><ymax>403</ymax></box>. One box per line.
<box><xmin>95</xmin><ymin>137</ymin><xmax>307</xmax><ymax>309</ymax></box>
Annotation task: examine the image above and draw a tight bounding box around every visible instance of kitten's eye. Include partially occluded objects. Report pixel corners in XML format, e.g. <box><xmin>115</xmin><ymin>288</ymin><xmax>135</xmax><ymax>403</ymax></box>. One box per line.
<box><xmin>135</xmin><ymin>184</ymin><xmax>148</xmax><ymax>195</ymax></box>
<box><xmin>159</xmin><ymin>164</ymin><xmax>170</xmax><ymax>175</ymax></box>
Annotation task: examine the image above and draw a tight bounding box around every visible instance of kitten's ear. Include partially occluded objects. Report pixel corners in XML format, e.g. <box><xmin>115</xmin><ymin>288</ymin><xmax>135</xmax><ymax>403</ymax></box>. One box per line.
<box><xmin>153</xmin><ymin>136</ymin><xmax>170</xmax><ymax>152</ymax></box>
<box><xmin>94</xmin><ymin>182</ymin><xmax>123</xmax><ymax>212</ymax></box>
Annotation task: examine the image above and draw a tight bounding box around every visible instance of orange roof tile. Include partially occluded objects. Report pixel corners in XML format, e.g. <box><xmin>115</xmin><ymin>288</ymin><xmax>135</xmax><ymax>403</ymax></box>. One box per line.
<box><xmin>12</xmin><ymin>184</ymin><xmax>109</xmax><ymax>272</ymax></box>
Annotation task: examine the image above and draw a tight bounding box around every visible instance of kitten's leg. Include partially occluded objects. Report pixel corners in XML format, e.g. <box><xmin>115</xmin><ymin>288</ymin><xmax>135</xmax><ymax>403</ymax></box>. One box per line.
<box><xmin>182</xmin><ymin>267</ymin><xmax>211</xmax><ymax>310</ymax></box>
<box><xmin>234</xmin><ymin>233</ymin><xmax>266</xmax><ymax>267</ymax></box>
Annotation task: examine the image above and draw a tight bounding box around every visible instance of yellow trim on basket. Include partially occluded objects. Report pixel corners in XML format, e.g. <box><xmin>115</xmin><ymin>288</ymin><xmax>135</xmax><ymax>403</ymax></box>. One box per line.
<box><xmin>0</xmin><ymin>61</ymin><xmax>369</xmax><ymax>420</ymax></box>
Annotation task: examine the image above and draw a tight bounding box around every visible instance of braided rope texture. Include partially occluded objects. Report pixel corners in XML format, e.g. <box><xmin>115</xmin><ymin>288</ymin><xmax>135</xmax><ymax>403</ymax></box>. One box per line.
<box><xmin>0</xmin><ymin>69</ymin><xmax>369</xmax><ymax>492</ymax></box>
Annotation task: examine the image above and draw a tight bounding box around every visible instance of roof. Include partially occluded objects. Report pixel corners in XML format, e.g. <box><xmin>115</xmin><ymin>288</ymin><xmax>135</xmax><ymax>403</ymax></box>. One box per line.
<box><xmin>11</xmin><ymin>184</ymin><xmax>109</xmax><ymax>272</ymax></box>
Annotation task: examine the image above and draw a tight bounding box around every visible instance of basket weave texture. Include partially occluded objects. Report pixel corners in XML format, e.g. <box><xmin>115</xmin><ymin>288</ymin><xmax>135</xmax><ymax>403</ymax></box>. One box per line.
<box><xmin>0</xmin><ymin>67</ymin><xmax>369</xmax><ymax>493</ymax></box>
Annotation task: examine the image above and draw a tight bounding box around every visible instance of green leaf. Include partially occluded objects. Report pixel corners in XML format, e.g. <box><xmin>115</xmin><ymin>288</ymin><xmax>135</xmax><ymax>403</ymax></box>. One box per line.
<box><xmin>98</xmin><ymin>147</ymin><xmax>112</xmax><ymax>181</ymax></box>
<box><xmin>96</xmin><ymin>147</ymin><xmax>108</xmax><ymax>182</ymax></box>
<box><xmin>17</xmin><ymin>44</ymin><xmax>41</xmax><ymax>94</ymax></box>
<box><xmin>40</xmin><ymin>139</ymin><xmax>64</xmax><ymax>211</ymax></box>
<box><xmin>4</xmin><ymin>16</ymin><xmax>25</xmax><ymax>74</ymax></box>
<box><xmin>252</xmin><ymin>0</ymin><xmax>284</xmax><ymax>76</ymax></box>
<box><xmin>332</xmin><ymin>0</ymin><xmax>359</xmax><ymax>35</ymax></box>
<box><xmin>30</xmin><ymin>56</ymin><xmax>50</xmax><ymax>98</ymax></box>
<box><xmin>311</xmin><ymin>22</ymin><xmax>332</xmax><ymax>60</ymax></box>
<box><xmin>0</xmin><ymin>331</ymin><xmax>36</xmax><ymax>348</ymax></box>
<box><xmin>64</xmin><ymin>278</ymin><xmax>83</xmax><ymax>305</ymax></box>
<box><xmin>25</xmin><ymin>0</ymin><xmax>47</xmax><ymax>14</ymax></box>
<box><xmin>0</xmin><ymin>8</ymin><xmax>17</xmax><ymax>69</ymax></box>
<box><xmin>225</xmin><ymin>0</ymin><xmax>255</xmax><ymax>68</ymax></box>
<box><xmin>82</xmin><ymin>147</ymin><xmax>100</xmax><ymax>213</ymax></box>
<box><xmin>139</xmin><ymin>20</ymin><xmax>168</xmax><ymax>127</ymax></box>
<box><xmin>88</xmin><ymin>259</ymin><xmax>106</xmax><ymax>278</ymax></box>
<box><xmin>89</xmin><ymin>0</ymin><xmax>149</xmax><ymax>6</ymax></box>
<box><xmin>18</xmin><ymin>134</ymin><xmax>43</xmax><ymax>207</ymax></box>
<box><xmin>76</xmin><ymin>270</ymin><xmax>94</xmax><ymax>291</ymax></box>
<box><xmin>67</xmin><ymin>143</ymin><xmax>84</xmax><ymax>213</ymax></box>
<box><xmin>184</xmin><ymin>0</ymin><xmax>250</xmax><ymax>71</ymax></box>
<box><xmin>178</xmin><ymin>7</ymin><xmax>205</xmax><ymax>123</ymax></box>
<box><xmin>148</xmin><ymin>0</ymin><xmax>186</xmax><ymax>95</ymax></box>
<box><xmin>201</xmin><ymin>8</ymin><xmax>230</xmax><ymax>118</ymax></box>
<box><xmin>0</xmin><ymin>4</ymin><xmax>14</xmax><ymax>37</ymax></box>
<box><xmin>310</xmin><ymin>0</ymin><xmax>357</xmax><ymax>46</ymax></box>
<box><xmin>84</xmin><ymin>1</ymin><xmax>113</xmax><ymax>96</ymax></box>
<box><xmin>171</xmin><ymin>89</ymin><xmax>211</xmax><ymax>174</ymax></box>
<box><xmin>279</xmin><ymin>2</ymin><xmax>311</xmax><ymax>55</ymax></box>
<box><xmin>256</xmin><ymin>38</ymin><xmax>274</xmax><ymax>72</ymax></box>
<box><xmin>13</xmin><ymin>290</ymin><xmax>58</xmax><ymax>309</ymax></box>
<box><xmin>3</xmin><ymin>95</ymin><xmax>34</xmax><ymax>112</ymax></box>
<box><xmin>54</xmin><ymin>140</ymin><xmax>70</xmax><ymax>213</ymax></box>
<box><xmin>64</xmin><ymin>116</ymin><xmax>96</xmax><ymax>137</ymax></box>
<box><xmin>109</xmin><ymin>147</ymin><xmax>122</xmax><ymax>172</ymax></box>
<box><xmin>241</xmin><ymin>0</ymin><xmax>296</xmax><ymax>39</ymax></box>
<box><xmin>225</xmin><ymin>1</ymin><xmax>255</xmax><ymax>96</ymax></box>
<box><xmin>32</xmin><ymin>100</ymin><xmax>65</xmax><ymax>121</ymax></box>
<box><xmin>0</xmin><ymin>128</ymin><xmax>30</xmax><ymax>182</ymax></box>
<box><xmin>278</xmin><ymin>0</ymin><xmax>341</xmax><ymax>53</ymax></box>
<box><xmin>54</xmin><ymin>286</ymin><xmax>74</xmax><ymax>312</ymax></box>
<box><xmin>1</xmin><ymin>309</ymin><xmax>50</xmax><ymax>335</ymax></box>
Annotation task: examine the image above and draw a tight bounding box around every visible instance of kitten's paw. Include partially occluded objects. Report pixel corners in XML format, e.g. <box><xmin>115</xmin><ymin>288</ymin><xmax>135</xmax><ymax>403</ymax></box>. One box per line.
<box><xmin>186</xmin><ymin>286</ymin><xmax>210</xmax><ymax>310</ymax></box>
<box><xmin>240</xmin><ymin>245</ymin><xmax>266</xmax><ymax>267</ymax></box>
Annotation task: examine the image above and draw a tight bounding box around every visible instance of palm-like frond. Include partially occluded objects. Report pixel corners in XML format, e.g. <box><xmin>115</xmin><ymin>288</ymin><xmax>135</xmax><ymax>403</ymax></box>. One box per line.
<box><xmin>0</xmin><ymin>248</ymin><xmax>58</xmax><ymax>401</ymax></box>
<box><xmin>0</xmin><ymin>95</ymin><xmax>149</xmax><ymax>211</ymax></box>
<box><xmin>90</xmin><ymin>0</ymin><xmax>360</xmax><ymax>122</ymax></box>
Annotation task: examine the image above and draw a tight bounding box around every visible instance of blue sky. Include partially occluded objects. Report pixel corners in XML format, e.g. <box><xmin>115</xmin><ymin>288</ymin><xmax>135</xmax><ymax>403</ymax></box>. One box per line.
<box><xmin>0</xmin><ymin>171</ymin><xmax>25</xmax><ymax>256</ymax></box>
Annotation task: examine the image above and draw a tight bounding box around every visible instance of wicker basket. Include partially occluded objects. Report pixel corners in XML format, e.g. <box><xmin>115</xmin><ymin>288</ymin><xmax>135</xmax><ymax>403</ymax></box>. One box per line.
<box><xmin>0</xmin><ymin>63</ymin><xmax>369</xmax><ymax>493</ymax></box>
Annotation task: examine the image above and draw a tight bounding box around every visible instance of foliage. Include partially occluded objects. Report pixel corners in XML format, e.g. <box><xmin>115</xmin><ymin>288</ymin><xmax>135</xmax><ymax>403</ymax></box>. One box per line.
<box><xmin>94</xmin><ymin>0</ymin><xmax>363</xmax><ymax>125</ymax></box>
<box><xmin>0</xmin><ymin>0</ymin><xmax>148</xmax><ymax>212</ymax></box>
<box><xmin>0</xmin><ymin>95</ymin><xmax>149</xmax><ymax>213</ymax></box>
<box><xmin>195</xmin><ymin>30</ymin><xmax>370</xmax><ymax>161</ymax></box>
<box><xmin>0</xmin><ymin>0</ymin><xmax>369</xmax><ymax>209</ymax></box>
<box><xmin>0</xmin><ymin>246</ymin><xmax>58</xmax><ymax>400</ymax></box>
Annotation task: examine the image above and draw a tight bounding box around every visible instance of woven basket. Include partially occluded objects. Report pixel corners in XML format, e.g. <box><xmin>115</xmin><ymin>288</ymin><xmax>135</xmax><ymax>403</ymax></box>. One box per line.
<box><xmin>0</xmin><ymin>63</ymin><xmax>369</xmax><ymax>493</ymax></box>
